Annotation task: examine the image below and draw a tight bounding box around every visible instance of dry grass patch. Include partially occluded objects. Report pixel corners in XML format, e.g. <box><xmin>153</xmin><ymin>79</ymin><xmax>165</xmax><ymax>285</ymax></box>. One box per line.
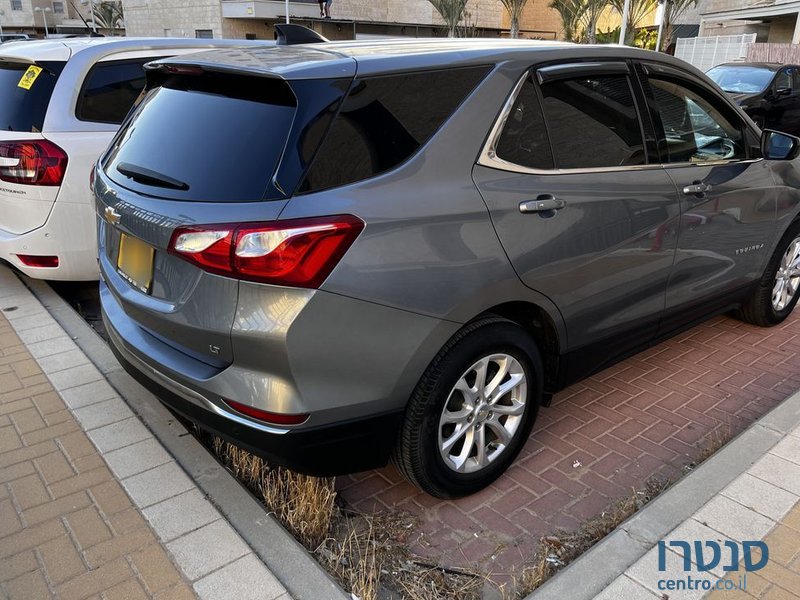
<box><xmin>515</xmin><ymin>477</ymin><xmax>670</xmax><ymax>597</ymax></box>
<box><xmin>208</xmin><ymin>435</ymin><xmax>485</xmax><ymax>600</ymax></box>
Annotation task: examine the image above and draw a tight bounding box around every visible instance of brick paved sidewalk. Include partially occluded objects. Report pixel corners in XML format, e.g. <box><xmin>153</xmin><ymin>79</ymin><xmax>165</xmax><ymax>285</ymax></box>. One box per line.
<box><xmin>0</xmin><ymin>268</ymin><xmax>289</xmax><ymax>600</ymax></box>
<box><xmin>0</xmin><ymin>312</ymin><xmax>194</xmax><ymax>600</ymax></box>
<box><xmin>595</xmin><ymin>423</ymin><xmax>800</xmax><ymax>600</ymax></box>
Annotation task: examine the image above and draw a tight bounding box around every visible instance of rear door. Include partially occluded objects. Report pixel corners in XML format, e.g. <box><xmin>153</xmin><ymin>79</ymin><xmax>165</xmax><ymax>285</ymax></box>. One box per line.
<box><xmin>473</xmin><ymin>61</ymin><xmax>681</xmax><ymax>351</ymax></box>
<box><xmin>638</xmin><ymin>61</ymin><xmax>778</xmax><ymax>321</ymax></box>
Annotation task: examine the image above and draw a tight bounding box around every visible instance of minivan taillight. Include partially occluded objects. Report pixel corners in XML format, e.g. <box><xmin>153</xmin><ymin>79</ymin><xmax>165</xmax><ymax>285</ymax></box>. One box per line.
<box><xmin>168</xmin><ymin>215</ymin><xmax>364</xmax><ymax>288</ymax></box>
<box><xmin>0</xmin><ymin>140</ymin><xmax>68</xmax><ymax>186</ymax></box>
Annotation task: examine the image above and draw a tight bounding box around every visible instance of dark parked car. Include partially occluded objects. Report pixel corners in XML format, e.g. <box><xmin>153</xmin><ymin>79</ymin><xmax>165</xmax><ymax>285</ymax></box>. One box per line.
<box><xmin>707</xmin><ymin>62</ymin><xmax>800</xmax><ymax>134</ymax></box>
<box><xmin>95</xmin><ymin>33</ymin><xmax>800</xmax><ymax>498</ymax></box>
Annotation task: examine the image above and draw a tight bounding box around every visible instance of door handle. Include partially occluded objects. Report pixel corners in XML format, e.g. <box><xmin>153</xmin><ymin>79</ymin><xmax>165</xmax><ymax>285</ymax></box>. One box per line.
<box><xmin>519</xmin><ymin>195</ymin><xmax>566</xmax><ymax>214</ymax></box>
<box><xmin>682</xmin><ymin>182</ymin><xmax>712</xmax><ymax>196</ymax></box>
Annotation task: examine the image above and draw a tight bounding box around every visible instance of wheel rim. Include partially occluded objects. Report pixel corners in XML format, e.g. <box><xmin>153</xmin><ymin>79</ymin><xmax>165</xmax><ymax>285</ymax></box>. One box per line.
<box><xmin>772</xmin><ymin>237</ymin><xmax>800</xmax><ymax>312</ymax></box>
<box><xmin>438</xmin><ymin>353</ymin><xmax>527</xmax><ymax>474</ymax></box>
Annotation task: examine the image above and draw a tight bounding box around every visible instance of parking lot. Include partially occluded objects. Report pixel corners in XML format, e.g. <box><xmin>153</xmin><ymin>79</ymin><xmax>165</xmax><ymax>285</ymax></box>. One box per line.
<box><xmin>338</xmin><ymin>310</ymin><xmax>800</xmax><ymax>582</ymax></box>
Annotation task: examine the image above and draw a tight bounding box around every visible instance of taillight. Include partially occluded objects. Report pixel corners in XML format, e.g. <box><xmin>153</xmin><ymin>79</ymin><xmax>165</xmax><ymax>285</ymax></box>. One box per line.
<box><xmin>224</xmin><ymin>399</ymin><xmax>309</xmax><ymax>426</ymax></box>
<box><xmin>168</xmin><ymin>215</ymin><xmax>364</xmax><ymax>289</ymax></box>
<box><xmin>0</xmin><ymin>140</ymin><xmax>68</xmax><ymax>186</ymax></box>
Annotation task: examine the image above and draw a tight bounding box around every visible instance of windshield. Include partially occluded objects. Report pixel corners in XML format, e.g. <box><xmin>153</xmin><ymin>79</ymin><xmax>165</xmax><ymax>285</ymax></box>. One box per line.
<box><xmin>706</xmin><ymin>65</ymin><xmax>774</xmax><ymax>94</ymax></box>
<box><xmin>0</xmin><ymin>61</ymin><xmax>64</xmax><ymax>132</ymax></box>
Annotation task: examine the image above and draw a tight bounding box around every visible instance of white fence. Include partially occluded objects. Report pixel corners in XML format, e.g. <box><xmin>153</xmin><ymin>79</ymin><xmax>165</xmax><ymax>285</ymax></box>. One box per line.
<box><xmin>675</xmin><ymin>33</ymin><xmax>758</xmax><ymax>72</ymax></box>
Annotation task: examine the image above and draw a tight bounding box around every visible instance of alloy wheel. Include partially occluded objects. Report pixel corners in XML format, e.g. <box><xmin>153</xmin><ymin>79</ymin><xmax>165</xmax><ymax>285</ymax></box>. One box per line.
<box><xmin>438</xmin><ymin>353</ymin><xmax>527</xmax><ymax>473</ymax></box>
<box><xmin>772</xmin><ymin>237</ymin><xmax>800</xmax><ymax>312</ymax></box>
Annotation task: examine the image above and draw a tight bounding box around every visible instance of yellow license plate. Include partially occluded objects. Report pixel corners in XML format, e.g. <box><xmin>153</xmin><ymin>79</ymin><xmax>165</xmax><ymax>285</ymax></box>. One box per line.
<box><xmin>117</xmin><ymin>233</ymin><xmax>154</xmax><ymax>294</ymax></box>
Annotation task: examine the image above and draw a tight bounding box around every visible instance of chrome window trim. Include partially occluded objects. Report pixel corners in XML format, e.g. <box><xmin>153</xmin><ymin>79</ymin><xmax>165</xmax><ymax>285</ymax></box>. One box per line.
<box><xmin>477</xmin><ymin>71</ymin><xmax>765</xmax><ymax>176</ymax></box>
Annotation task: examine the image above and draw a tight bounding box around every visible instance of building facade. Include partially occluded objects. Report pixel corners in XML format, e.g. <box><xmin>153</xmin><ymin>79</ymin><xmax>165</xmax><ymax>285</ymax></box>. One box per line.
<box><xmin>0</xmin><ymin>0</ymin><xmax>93</xmax><ymax>36</ymax></box>
<box><xmin>699</xmin><ymin>0</ymin><xmax>800</xmax><ymax>44</ymax></box>
<box><xmin>121</xmin><ymin>0</ymin><xmax>564</xmax><ymax>41</ymax></box>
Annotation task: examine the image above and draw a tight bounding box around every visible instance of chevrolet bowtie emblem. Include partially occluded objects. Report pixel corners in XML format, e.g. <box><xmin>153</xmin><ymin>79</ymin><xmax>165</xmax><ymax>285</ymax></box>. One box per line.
<box><xmin>104</xmin><ymin>206</ymin><xmax>121</xmax><ymax>225</ymax></box>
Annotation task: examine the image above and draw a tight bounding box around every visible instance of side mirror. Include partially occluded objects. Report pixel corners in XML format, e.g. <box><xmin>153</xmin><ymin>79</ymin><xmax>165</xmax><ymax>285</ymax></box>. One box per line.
<box><xmin>776</xmin><ymin>87</ymin><xmax>792</xmax><ymax>96</ymax></box>
<box><xmin>762</xmin><ymin>129</ymin><xmax>800</xmax><ymax>160</ymax></box>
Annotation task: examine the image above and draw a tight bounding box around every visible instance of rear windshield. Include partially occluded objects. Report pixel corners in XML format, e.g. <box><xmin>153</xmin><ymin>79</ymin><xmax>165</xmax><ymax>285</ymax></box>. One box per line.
<box><xmin>103</xmin><ymin>72</ymin><xmax>296</xmax><ymax>202</ymax></box>
<box><xmin>0</xmin><ymin>61</ymin><xmax>64</xmax><ymax>132</ymax></box>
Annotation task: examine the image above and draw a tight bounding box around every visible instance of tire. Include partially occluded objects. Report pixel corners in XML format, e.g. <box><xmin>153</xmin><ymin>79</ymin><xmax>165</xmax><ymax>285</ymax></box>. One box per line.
<box><xmin>392</xmin><ymin>317</ymin><xmax>543</xmax><ymax>498</ymax></box>
<box><xmin>736</xmin><ymin>220</ymin><xmax>800</xmax><ymax>327</ymax></box>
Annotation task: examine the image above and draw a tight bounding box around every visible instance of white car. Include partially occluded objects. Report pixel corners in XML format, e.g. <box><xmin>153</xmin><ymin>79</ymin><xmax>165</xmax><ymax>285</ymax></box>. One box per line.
<box><xmin>0</xmin><ymin>37</ymin><xmax>267</xmax><ymax>281</ymax></box>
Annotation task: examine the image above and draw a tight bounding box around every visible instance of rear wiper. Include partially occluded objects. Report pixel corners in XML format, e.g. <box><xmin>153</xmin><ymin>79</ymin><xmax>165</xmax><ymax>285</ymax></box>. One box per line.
<box><xmin>116</xmin><ymin>162</ymin><xmax>189</xmax><ymax>191</ymax></box>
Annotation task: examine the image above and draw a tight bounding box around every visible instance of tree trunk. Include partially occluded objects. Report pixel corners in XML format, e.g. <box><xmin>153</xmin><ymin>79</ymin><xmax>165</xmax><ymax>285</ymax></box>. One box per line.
<box><xmin>511</xmin><ymin>16</ymin><xmax>519</xmax><ymax>39</ymax></box>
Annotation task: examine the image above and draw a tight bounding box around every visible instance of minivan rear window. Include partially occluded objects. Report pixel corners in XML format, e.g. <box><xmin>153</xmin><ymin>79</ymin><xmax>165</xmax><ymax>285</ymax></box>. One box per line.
<box><xmin>103</xmin><ymin>73</ymin><xmax>296</xmax><ymax>202</ymax></box>
<box><xmin>0</xmin><ymin>61</ymin><xmax>64</xmax><ymax>132</ymax></box>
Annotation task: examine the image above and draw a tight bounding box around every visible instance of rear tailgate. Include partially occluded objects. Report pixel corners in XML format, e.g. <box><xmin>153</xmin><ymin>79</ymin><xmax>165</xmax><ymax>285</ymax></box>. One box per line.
<box><xmin>97</xmin><ymin>69</ymin><xmax>307</xmax><ymax>366</ymax></box>
<box><xmin>0</xmin><ymin>59</ymin><xmax>65</xmax><ymax>234</ymax></box>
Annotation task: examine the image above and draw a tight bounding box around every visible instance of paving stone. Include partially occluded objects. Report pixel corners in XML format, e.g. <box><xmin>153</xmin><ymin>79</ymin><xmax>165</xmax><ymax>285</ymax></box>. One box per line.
<box><xmin>103</xmin><ymin>437</ymin><xmax>172</xmax><ymax>480</ymax></box>
<box><xmin>60</xmin><ymin>380</ymin><xmax>118</xmax><ymax>410</ymax></box>
<box><xmin>121</xmin><ymin>462</ymin><xmax>194</xmax><ymax>508</ymax></box>
<box><xmin>73</xmin><ymin>397</ymin><xmax>134</xmax><ymax>431</ymax></box>
<box><xmin>593</xmin><ymin>575</ymin><xmax>659</xmax><ymax>600</ymax></box>
<box><xmin>722</xmin><ymin>473</ymin><xmax>799</xmax><ymax>521</ymax></box>
<box><xmin>142</xmin><ymin>488</ymin><xmax>220</xmax><ymax>542</ymax></box>
<box><xmin>37</xmin><ymin>349</ymin><xmax>90</xmax><ymax>375</ymax></box>
<box><xmin>87</xmin><ymin>418</ymin><xmax>150</xmax><ymax>454</ymax></box>
<box><xmin>167</xmin><ymin>520</ymin><xmax>250</xmax><ymax>580</ymax></box>
<box><xmin>130</xmin><ymin>543</ymin><xmax>183</xmax><ymax>594</ymax></box>
<box><xmin>48</xmin><ymin>363</ymin><xmax>103</xmax><ymax>391</ymax></box>
<box><xmin>751</xmin><ymin>454</ymin><xmax>800</xmax><ymax>496</ymax></box>
<box><xmin>67</xmin><ymin>504</ymin><xmax>113</xmax><ymax>549</ymax></box>
<box><xmin>5</xmin><ymin>568</ymin><xmax>51</xmax><ymax>600</ymax></box>
<box><xmin>37</xmin><ymin>534</ymin><xmax>85</xmax><ymax>584</ymax></box>
<box><xmin>194</xmin><ymin>554</ymin><xmax>285</xmax><ymax>600</ymax></box>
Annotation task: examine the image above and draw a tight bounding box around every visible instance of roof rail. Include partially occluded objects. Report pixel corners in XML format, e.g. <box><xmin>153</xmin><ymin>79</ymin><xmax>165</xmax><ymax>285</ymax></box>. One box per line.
<box><xmin>274</xmin><ymin>24</ymin><xmax>329</xmax><ymax>46</ymax></box>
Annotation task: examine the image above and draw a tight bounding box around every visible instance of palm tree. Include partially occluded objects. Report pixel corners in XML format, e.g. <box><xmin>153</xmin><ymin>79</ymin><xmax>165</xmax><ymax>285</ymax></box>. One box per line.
<box><xmin>580</xmin><ymin>0</ymin><xmax>608</xmax><ymax>44</ymax></box>
<box><xmin>658</xmin><ymin>0</ymin><xmax>696</xmax><ymax>51</ymax></box>
<box><xmin>611</xmin><ymin>0</ymin><xmax>656</xmax><ymax>45</ymax></box>
<box><xmin>549</xmin><ymin>0</ymin><xmax>587</xmax><ymax>42</ymax></box>
<box><xmin>91</xmin><ymin>1</ymin><xmax>124</xmax><ymax>32</ymax></box>
<box><xmin>500</xmin><ymin>0</ymin><xmax>532</xmax><ymax>39</ymax></box>
<box><xmin>428</xmin><ymin>0</ymin><xmax>469</xmax><ymax>37</ymax></box>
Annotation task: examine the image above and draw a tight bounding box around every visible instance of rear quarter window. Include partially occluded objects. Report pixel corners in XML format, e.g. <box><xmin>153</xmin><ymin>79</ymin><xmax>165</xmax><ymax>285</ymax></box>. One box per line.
<box><xmin>0</xmin><ymin>61</ymin><xmax>64</xmax><ymax>132</ymax></box>
<box><xmin>77</xmin><ymin>59</ymin><xmax>149</xmax><ymax>124</ymax></box>
<box><xmin>301</xmin><ymin>65</ymin><xmax>490</xmax><ymax>193</ymax></box>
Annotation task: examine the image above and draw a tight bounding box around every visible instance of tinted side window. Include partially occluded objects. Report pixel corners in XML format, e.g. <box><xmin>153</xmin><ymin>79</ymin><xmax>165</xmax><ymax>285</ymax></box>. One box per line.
<box><xmin>494</xmin><ymin>75</ymin><xmax>553</xmax><ymax>170</ymax></box>
<box><xmin>77</xmin><ymin>60</ymin><xmax>148</xmax><ymax>124</ymax></box>
<box><xmin>775</xmin><ymin>68</ymin><xmax>791</xmax><ymax>92</ymax></box>
<box><xmin>648</xmin><ymin>77</ymin><xmax>745</xmax><ymax>163</ymax></box>
<box><xmin>302</xmin><ymin>66</ymin><xmax>489</xmax><ymax>192</ymax></box>
<box><xmin>540</xmin><ymin>75</ymin><xmax>645</xmax><ymax>169</ymax></box>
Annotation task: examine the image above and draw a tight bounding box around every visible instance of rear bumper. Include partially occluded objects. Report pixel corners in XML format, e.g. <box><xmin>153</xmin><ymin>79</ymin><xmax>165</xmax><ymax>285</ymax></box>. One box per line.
<box><xmin>105</xmin><ymin>305</ymin><xmax>403</xmax><ymax>475</ymax></box>
<box><xmin>0</xmin><ymin>200</ymin><xmax>99</xmax><ymax>281</ymax></box>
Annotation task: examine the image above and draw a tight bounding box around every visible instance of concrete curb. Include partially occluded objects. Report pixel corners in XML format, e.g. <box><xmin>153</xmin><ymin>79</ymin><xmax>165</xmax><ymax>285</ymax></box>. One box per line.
<box><xmin>20</xmin><ymin>274</ymin><xmax>350</xmax><ymax>600</ymax></box>
<box><xmin>527</xmin><ymin>385</ymin><xmax>800</xmax><ymax>600</ymax></box>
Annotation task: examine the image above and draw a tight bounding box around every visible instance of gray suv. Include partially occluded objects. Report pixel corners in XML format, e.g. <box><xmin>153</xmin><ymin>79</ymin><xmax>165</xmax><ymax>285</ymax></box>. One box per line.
<box><xmin>95</xmin><ymin>35</ymin><xmax>800</xmax><ymax>498</ymax></box>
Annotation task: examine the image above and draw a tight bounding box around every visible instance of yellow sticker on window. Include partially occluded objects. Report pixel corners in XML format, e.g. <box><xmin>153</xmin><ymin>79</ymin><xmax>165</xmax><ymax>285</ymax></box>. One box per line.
<box><xmin>17</xmin><ymin>65</ymin><xmax>43</xmax><ymax>90</ymax></box>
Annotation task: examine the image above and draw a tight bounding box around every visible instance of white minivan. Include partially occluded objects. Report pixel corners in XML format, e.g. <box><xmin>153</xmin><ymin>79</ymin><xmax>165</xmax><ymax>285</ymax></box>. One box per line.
<box><xmin>0</xmin><ymin>38</ymin><xmax>266</xmax><ymax>280</ymax></box>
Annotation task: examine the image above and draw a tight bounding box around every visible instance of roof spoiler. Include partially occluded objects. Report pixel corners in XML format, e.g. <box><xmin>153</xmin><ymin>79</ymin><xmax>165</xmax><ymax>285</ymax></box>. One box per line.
<box><xmin>274</xmin><ymin>24</ymin><xmax>329</xmax><ymax>46</ymax></box>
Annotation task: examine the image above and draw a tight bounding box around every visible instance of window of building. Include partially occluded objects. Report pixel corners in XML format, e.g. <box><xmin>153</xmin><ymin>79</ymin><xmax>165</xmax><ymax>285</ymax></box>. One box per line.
<box><xmin>540</xmin><ymin>75</ymin><xmax>645</xmax><ymax>170</ymax></box>
<box><xmin>10</xmin><ymin>0</ymin><xmax>22</xmax><ymax>10</ymax></box>
<box><xmin>245</xmin><ymin>33</ymin><xmax>256</xmax><ymax>40</ymax></box>
<box><xmin>52</xmin><ymin>2</ymin><xmax>64</xmax><ymax>14</ymax></box>
<box><xmin>494</xmin><ymin>75</ymin><xmax>553</xmax><ymax>170</ymax></box>
<box><xmin>302</xmin><ymin>66</ymin><xmax>490</xmax><ymax>192</ymax></box>
<box><xmin>648</xmin><ymin>77</ymin><xmax>745</xmax><ymax>163</ymax></box>
<box><xmin>76</xmin><ymin>60</ymin><xmax>149</xmax><ymax>124</ymax></box>
<box><xmin>195</xmin><ymin>29</ymin><xmax>213</xmax><ymax>39</ymax></box>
